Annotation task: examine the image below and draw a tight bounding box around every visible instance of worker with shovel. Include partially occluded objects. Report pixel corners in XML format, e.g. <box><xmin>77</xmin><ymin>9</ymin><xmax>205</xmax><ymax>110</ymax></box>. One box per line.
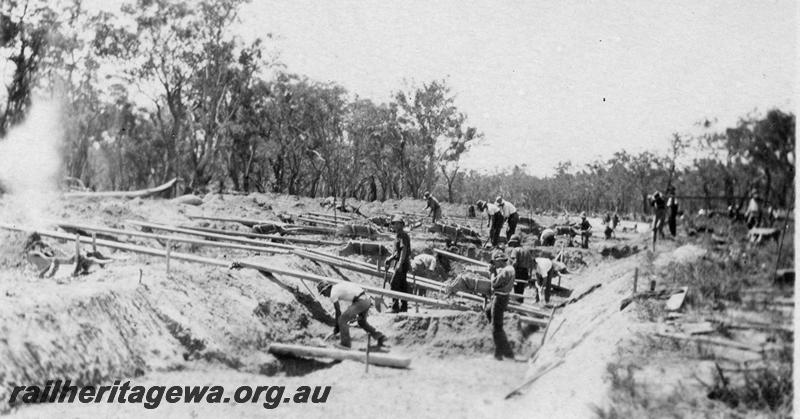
<box><xmin>384</xmin><ymin>215</ymin><xmax>412</xmax><ymax>313</ymax></box>
<box><xmin>476</xmin><ymin>200</ymin><xmax>504</xmax><ymax>247</ymax></box>
<box><xmin>487</xmin><ymin>250</ymin><xmax>516</xmax><ymax>360</ymax></box>
<box><xmin>317</xmin><ymin>281</ymin><xmax>387</xmax><ymax>349</ymax></box>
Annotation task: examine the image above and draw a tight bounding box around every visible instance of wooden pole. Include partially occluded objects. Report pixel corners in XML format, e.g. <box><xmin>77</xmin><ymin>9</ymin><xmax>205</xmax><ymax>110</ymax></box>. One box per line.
<box><xmin>127</xmin><ymin>220</ymin><xmax>296</xmax><ymax>250</ymax></box>
<box><xmin>633</xmin><ymin>268</ymin><xmax>638</xmax><ymax>294</ymax></box>
<box><xmin>365</xmin><ymin>335</ymin><xmax>371</xmax><ymax>373</ymax></box>
<box><xmin>53</xmin><ymin>221</ymin><xmax>289</xmax><ymax>254</ymax></box>
<box><xmin>91</xmin><ymin>232</ymin><xmax>97</xmax><ymax>253</ymax></box>
<box><xmin>268</xmin><ymin>343</ymin><xmax>410</xmax><ymax>369</ymax></box>
<box><xmin>165</xmin><ymin>239</ymin><xmax>172</xmax><ymax>276</ymax></box>
<box><xmin>432</xmin><ymin>248</ymin><xmax>490</xmax><ymax>267</ymax></box>
<box><xmin>186</xmin><ymin>215</ymin><xmax>276</xmax><ymax>228</ymax></box>
<box><xmin>178</xmin><ymin>224</ymin><xmax>344</xmax><ymax>246</ymax></box>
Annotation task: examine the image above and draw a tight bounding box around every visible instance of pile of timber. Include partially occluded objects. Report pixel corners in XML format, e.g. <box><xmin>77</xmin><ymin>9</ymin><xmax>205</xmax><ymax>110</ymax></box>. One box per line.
<box><xmin>177</xmin><ymin>224</ymin><xmax>344</xmax><ymax>246</ymax></box>
<box><xmin>187</xmin><ymin>215</ymin><xmax>337</xmax><ymax>235</ymax></box>
<box><xmin>52</xmin><ymin>221</ymin><xmax>290</xmax><ymax>254</ymax></box>
<box><xmin>0</xmin><ymin>222</ymin><xmax>467</xmax><ymax>312</ymax></box>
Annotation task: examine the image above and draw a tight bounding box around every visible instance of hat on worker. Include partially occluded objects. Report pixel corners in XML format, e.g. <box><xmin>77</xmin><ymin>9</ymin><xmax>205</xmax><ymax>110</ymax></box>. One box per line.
<box><xmin>424</xmin><ymin>191</ymin><xmax>431</xmax><ymax>198</ymax></box>
<box><xmin>491</xmin><ymin>250</ymin><xmax>508</xmax><ymax>262</ymax></box>
<box><xmin>317</xmin><ymin>281</ymin><xmax>332</xmax><ymax>294</ymax></box>
<box><xmin>580</xmin><ymin>211</ymin><xmax>587</xmax><ymax>218</ymax></box>
<box><xmin>475</xmin><ymin>200</ymin><xmax>485</xmax><ymax>210</ymax></box>
<box><xmin>391</xmin><ymin>214</ymin><xmax>405</xmax><ymax>225</ymax></box>
<box><xmin>508</xmin><ymin>234</ymin><xmax>521</xmax><ymax>246</ymax></box>
<box><xmin>495</xmin><ymin>196</ymin><xmax>504</xmax><ymax>205</ymax></box>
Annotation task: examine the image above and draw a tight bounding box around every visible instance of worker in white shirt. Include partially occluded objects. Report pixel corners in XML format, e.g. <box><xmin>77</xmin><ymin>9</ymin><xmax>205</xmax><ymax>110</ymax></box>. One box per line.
<box><xmin>317</xmin><ymin>281</ymin><xmax>387</xmax><ymax>349</ymax></box>
<box><xmin>531</xmin><ymin>257</ymin><xmax>561</xmax><ymax>304</ymax></box>
<box><xmin>475</xmin><ymin>199</ymin><xmax>504</xmax><ymax>247</ymax></box>
<box><xmin>496</xmin><ymin>196</ymin><xmax>519</xmax><ymax>240</ymax></box>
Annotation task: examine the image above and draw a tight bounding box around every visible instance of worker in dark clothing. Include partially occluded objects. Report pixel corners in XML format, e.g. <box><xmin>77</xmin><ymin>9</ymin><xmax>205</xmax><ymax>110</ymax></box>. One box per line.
<box><xmin>476</xmin><ymin>200</ymin><xmax>504</xmax><ymax>247</ymax></box>
<box><xmin>317</xmin><ymin>281</ymin><xmax>387</xmax><ymax>349</ymax></box>
<box><xmin>649</xmin><ymin>191</ymin><xmax>667</xmax><ymax>239</ymax></box>
<box><xmin>666</xmin><ymin>186</ymin><xmax>679</xmax><ymax>237</ymax></box>
<box><xmin>578</xmin><ymin>212</ymin><xmax>592</xmax><ymax>248</ymax></box>
<box><xmin>496</xmin><ymin>196</ymin><xmax>519</xmax><ymax>240</ymax></box>
<box><xmin>423</xmin><ymin>192</ymin><xmax>442</xmax><ymax>223</ymax></box>
<box><xmin>506</xmin><ymin>234</ymin><xmax>532</xmax><ymax>303</ymax></box>
<box><xmin>486</xmin><ymin>250</ymin><xmax>515</xmax><ymax>360</ymax></box>
<box><xmin>384</xmin><ymin>214</ymin><xmax>411</xmax><ymax>313</ymax></box>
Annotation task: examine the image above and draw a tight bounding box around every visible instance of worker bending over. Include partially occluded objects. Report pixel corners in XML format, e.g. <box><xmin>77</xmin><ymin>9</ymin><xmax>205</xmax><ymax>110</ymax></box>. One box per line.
<box><xmin>496</xmin><ymin>197</ymin><xmax>519</xmax><ymax>240</ymax></box>
<box><xmin>476</xmin><ymin>199</ymin><xmax>504</xmax><ymax>247</ymax></box>
<box><xmin>532</xmin><ymin>257</ymin><xmax>560</xmax><ymax>304</ymax></box>
<box><xmin>423</xmin><ymin>191</ymin><xmax>442</xmax><ymax>223</ymax></box>
<box><xmin>317</xmin><ymin>281</ymin><xmax>386</xmax><ymax>349</ymax></box>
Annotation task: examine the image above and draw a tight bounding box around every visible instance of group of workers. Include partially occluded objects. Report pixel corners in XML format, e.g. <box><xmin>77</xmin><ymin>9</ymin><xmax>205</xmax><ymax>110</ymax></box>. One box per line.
<box><xmin>649</xmin><ymin>186</ymin><xmax>680</xmax><ymax>239</ymax></box>
<box><xmin>475</xmin><ymin>196</ymin><xmax>519</xmax><ymax>246</ymax></box>
<box><xmin>317</xmin><ymin>205</ymin><xmax>563</xmax><ymax>361</ymax></box>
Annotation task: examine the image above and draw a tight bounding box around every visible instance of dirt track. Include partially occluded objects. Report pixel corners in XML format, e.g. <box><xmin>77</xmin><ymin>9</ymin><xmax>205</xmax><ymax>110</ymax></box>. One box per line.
<box><xmin>0</xmin><ymin>193</ymin><xmax>664</xmax><ymax>418</ymax></box>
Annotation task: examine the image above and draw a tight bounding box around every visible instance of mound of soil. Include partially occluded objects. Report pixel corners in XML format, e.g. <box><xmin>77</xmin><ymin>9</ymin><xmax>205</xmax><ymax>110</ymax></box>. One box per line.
<box><xmin>390</xmin><ymin>311</ymin><xmax>536</xmax><ymax>357</ymax></box>
<box><xmin>600</xmin><ymin>244</ymin><xmax>640</xmax><ymax>259</ymax></box>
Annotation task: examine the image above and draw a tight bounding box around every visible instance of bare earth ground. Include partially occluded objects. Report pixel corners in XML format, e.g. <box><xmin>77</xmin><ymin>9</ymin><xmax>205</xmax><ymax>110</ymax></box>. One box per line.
<box><xmin>0</xmin><ymin>193</ymin><xmax>788</xmax><ymax>418</ymax></box>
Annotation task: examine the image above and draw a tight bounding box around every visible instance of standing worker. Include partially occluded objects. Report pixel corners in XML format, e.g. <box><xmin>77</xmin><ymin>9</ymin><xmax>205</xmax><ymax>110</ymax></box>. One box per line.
<box><xmin>666</xmin><ymin>186</ymin><xmax>679</xmax><ymax>237</ymax></box>
<box><xmin>423</xmin><ymin>192</ymin><xmax>442</xmax><ymax>224</ymax></box>
<box><xmin>649</xmin><ymin>191</ymin><xmax>667</xmax><ymax>241</ymax></box>
<box><xmin>384</xmin><ymin>215</ymin><xmax>412</xmax><ymax>313</ymax></box>
<box><xmin>486</xmin><ymin>250</ymin><xmax>516</xmax><ymax>360</ymax></box>
<box><xmin>317</xmin><ymin>281</ymin><xmax>387</xmax><ymax>349</ymax></box>
<box><xmin>745</xmin><ymin>189</ymin><xmax>762</xmax><ymax>229</ymax></box>
<box><xmin>476</xmin><ymin>200</ymin><xmax>504</xmax><ymax>247</ymax></box>
<box><xmin>496</xmin><ymin>197</ymin><xmax>519</xmax><ymax>240</ymax></box>
<box><xmin>577</xmin><ymin>212</ymin><xmax>592</xmax><ymax>248</ymax></box>
<box><xmin>506</xmin><ymin>234</ymin><xmax>532</xmax><ymax>303</ymax></box>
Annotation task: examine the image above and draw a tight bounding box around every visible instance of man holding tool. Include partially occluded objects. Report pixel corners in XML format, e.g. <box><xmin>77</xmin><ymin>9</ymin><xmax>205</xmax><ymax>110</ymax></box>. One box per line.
<box><xmin>317</xmin><ymin>281</ymin><xmax>387</xmax><ymax>349</ymax></box>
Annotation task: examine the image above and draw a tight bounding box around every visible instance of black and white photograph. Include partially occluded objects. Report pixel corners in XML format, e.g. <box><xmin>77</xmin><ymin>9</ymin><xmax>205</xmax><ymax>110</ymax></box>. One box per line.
<box><xmin>0</xmin><ymin>0</ymin><xmax>795</xmax><ymax>417</ymax></box>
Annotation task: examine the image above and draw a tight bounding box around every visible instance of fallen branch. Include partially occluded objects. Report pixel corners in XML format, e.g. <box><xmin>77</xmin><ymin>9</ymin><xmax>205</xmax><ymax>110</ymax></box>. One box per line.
<box><xmin>63</xmin><ymin>178</ymin><xmax>177</xmax><ymax>199</ymax></box>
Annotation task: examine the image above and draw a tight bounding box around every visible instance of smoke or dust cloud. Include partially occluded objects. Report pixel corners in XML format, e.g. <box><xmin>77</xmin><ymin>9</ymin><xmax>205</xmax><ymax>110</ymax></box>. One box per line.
<box><xmin>0</xmin><ymin>100</ymin><xmax>64</xmax><ymax>229</ymax></box>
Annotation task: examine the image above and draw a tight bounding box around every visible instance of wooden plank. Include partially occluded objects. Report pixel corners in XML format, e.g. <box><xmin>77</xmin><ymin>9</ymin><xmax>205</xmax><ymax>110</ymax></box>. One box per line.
<box><xmin>666</xmin><ymin>286</ymin><xmax>688</xmax><ymax>311</ymax></box>
<box><xmin>654</xmin><ymin>332</ymin><xmax>766</xmax><ymax>353</ymax></box>
<box><xmin>268</xmin><ymin>343</ymin><xmax>411</xmax><ymax>369</ymax></box>
<box><xmin>63</xmin><ymin>178</ymin><xmax>177</xmax><ymax>199</ymax></box>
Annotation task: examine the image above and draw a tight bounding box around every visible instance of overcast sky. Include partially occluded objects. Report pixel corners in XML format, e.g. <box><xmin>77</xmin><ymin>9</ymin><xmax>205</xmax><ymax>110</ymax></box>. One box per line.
<box><xmin>89</xmin><ymin>0</ymin><xmax>797</xmax><ymax>176</ymax></box>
